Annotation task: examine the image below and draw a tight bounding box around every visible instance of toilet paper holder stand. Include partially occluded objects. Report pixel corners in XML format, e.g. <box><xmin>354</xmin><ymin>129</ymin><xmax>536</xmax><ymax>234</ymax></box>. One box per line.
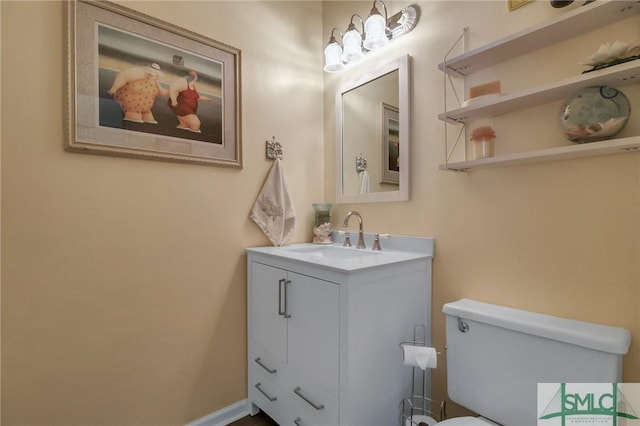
<box><xmin>399</xmin><ymin>325</ymin><xmax>446</xmax><ymax>425</ymax></box>
<box><xmin>398</xmin><ymin>342</ymin><xmax>443</xmax><ymax>360</ymax></box>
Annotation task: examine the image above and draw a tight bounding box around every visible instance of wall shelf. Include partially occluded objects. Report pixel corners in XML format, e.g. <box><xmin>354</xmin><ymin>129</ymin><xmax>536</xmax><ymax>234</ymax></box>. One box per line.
<box><xmin>438</xmin><ymin>1</ymin><xmax>640</xmax><ymax>76</ymax></box>
<box><xmin>440</xmin><ymin>136</ymin><xmax>640</xmax><ymax>171</ymax></box>
<box><xmin>439</xmin><ymin>60</ymin><xmax>640</xmax><ymax>124</ymax></box>
<box><xmin>439</xmin><ymin>0</ymin><xmax>640</xmax><ymax>172</ymax></box>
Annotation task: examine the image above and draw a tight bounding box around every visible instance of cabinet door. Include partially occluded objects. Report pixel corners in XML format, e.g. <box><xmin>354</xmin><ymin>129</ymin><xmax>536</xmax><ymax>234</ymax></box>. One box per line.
<box><xmin>287</xmin><ymin>272</ymin><xmax>339</xmax><ymax>396</ymax></box>
<box><xmin>250</xmin><ymin>262</ymin><xmax>288</xmax><ymax>362</ymax></box>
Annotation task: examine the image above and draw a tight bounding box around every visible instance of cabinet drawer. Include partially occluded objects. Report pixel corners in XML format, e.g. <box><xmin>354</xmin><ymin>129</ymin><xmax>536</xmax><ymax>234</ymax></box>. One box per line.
<box><xmin>286</xmin><ymin>375</ymin><xmax>339</xmax><ymax>426</ymax></box>
<box><xmin>249</xmin><ymin>342</ymin><xmax>286</xmax><ymax>387</ymax></box>
<box><xmin>249</xmin><ymin>373</ymin><xmax>285</xmax><ymax>425</ymax></box>
<box><xmin>249</xmin><ymin>341</ymin><xmax>289</xmax><ymax>425</ymax></box>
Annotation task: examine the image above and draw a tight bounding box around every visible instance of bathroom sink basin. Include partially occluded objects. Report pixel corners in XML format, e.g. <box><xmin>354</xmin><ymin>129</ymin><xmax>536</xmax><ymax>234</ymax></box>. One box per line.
<box><xmin>286</xmin><ymin>245</ymin><xmax>379</xmax><ymax>259</ymax></box>
<box><xmin>247</xmin><ymin>239</ymin><xmax>433</xmax><ymax>272</ymax></box>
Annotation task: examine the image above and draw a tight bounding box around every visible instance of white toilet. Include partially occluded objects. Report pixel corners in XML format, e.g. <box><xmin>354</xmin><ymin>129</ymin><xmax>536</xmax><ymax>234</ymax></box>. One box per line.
<box><xmin>438</xmin><ymin>299</ymin><xmax>631</xmax><ymax>426</ymax></box>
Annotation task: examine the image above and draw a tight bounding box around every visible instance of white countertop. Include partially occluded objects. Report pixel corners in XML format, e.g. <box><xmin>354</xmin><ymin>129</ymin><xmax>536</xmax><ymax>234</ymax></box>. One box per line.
<box><xmin>247</xmin><ymin>234</ymin><xmax>434</xmax><ymax>272</ymax></box>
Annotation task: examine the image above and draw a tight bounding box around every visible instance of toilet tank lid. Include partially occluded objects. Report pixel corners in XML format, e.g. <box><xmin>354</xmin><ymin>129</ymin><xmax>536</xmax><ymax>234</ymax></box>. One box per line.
<box><xmin>443</xmin><ymin>299</ymin><xmax>631</xmax><ymax>355</ymax></box>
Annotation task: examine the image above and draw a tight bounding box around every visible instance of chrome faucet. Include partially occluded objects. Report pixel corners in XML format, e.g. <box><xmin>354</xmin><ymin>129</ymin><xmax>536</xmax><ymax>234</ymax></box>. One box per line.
<box><xmin>342</xmin><ymin>210</ymin><xmax>366</xmax><ymax>249</ymax></box>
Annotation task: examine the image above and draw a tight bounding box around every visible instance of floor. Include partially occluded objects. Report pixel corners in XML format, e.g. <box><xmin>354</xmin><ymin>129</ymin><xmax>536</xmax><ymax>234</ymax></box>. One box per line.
<box><xmin>229</xmin><ymin>411</ymin><xmax>278</xmax><ymax>426</ymax></box>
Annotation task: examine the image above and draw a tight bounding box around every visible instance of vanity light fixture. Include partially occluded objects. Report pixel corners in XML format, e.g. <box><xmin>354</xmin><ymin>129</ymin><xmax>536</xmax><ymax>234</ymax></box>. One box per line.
<box><xmin>324</xmin><ymin>2</ymin><xmax>419</xmax><ymax>73</ymax></box>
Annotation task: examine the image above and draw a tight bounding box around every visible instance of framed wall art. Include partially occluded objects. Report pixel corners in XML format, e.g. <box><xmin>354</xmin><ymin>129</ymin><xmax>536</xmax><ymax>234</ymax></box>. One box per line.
<box><xmin>380</xmin><ymin>102</ymin><xmax>399</xmax><ymax>185</ymax></box>
<box><xmin>65</xmin><ymin>1</ymin><xmax>242</xmax><ymax>167</ymax></box>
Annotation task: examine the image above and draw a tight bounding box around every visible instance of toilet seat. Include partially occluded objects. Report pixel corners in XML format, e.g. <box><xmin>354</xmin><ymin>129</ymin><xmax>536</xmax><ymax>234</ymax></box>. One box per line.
<box><xmin>438</xmin><ymin>416</ymin><xmax>500</xmax><ymax>425</ymax></box>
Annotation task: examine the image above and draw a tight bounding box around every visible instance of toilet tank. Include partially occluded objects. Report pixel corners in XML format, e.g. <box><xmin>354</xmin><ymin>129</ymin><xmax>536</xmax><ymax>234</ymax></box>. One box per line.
<box><xmin>443</xmin><ymin>299</ymin><xmax>631</xmax><ymax>426</ymax></box>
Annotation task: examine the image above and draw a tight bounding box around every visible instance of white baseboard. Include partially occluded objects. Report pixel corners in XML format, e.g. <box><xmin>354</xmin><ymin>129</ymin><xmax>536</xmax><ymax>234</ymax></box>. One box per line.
<box><xmin>185</xmin><ymin>399</ymin><xmax>250</xmax><ymax>426</ymax></box>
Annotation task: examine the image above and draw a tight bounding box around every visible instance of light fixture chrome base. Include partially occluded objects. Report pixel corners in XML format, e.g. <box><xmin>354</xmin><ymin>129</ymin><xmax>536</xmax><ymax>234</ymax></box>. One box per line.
<box><xmin>387</xmin><ymin>5</ymin><xmax>420</xmax><ymax>39</ymax></box>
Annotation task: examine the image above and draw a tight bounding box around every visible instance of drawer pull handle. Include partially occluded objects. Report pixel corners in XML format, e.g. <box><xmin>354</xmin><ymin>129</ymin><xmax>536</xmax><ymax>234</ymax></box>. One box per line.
<box><xmin>278</xmin><ymin>279</ymin><xmax>292</xmax><ymax>318</ymax></box>
<box><xmin>254</xmin><ymin>357</ymin><xmax>277</xmax><ymax>374</ymax></box>
<box><xmin>283</xmin><ymin>279</ymin><xmax>291</xmax><ymax>318</ymax></box>
<box><xmin>278</xmin><ymin>278</ymin><xmax>286</xmax><ymax>316</ymax></box>
<box><xmin>255</xmin><ymin>383</ymin><xmax>277</xmax><ymax>402</ymax></box>
<box><xmin>293</xmin><ymin>386</ymin><xmax>325</xmax><ymax>410</ymax></box>
<box><xmin>293</xmin><ymin>417</ymin><xmax>303</xmax><ymax>426</ymax></box>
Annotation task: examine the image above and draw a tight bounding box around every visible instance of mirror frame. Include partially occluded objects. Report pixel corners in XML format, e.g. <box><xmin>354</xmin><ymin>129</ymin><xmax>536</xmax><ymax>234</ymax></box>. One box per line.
<box><xmin>335</xmin><ymin>55</ymin><xmax>410</xmax><ymax>204</ymax></box>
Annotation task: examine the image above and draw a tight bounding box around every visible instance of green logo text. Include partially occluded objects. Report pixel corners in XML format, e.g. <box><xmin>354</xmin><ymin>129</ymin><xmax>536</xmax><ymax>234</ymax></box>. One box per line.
<box><xmin>539</xmin><ymin>383</ymin><xmax>639</xmax><ymax>426</ymax></box>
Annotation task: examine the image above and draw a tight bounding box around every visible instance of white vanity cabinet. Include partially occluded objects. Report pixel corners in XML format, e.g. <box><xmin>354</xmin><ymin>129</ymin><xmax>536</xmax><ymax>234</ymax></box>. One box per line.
<box><xmin>247</xmin><ymin>238</ymin><xmax>434</xmax><ymax>426</ymax></box>
<box><xmin>249</xmin><ymin>261</ymin><xmax>340</xmax><ymax>426</ymax></box>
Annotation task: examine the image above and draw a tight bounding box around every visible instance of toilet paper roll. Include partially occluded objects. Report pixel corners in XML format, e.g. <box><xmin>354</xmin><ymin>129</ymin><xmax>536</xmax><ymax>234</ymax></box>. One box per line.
<box><xmin>403</xmin><ymin>345</ymin><xmax>437</xmax><ymax>370</ymax></box>
<box><xmin>405</xmin><ymin>414</ymin><xmax>438</xmax><ymax>426</ymax></box>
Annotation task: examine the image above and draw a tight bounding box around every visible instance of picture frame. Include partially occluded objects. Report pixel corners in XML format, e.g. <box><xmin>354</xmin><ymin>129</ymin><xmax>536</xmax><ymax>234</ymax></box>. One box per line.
<box><xmin>508</xmin><ymin>0</ymin><xmax>532</xmax><ymax>11</ymax></box>
<box><xmin>65</xmin><ymin>1</ymin><xmax>242</xmax><ymax>167</ymax></box>
<box><xmin>380</xmin><ymin>102</ymin><xmax>400</xmax><ymax>185</ymax></box>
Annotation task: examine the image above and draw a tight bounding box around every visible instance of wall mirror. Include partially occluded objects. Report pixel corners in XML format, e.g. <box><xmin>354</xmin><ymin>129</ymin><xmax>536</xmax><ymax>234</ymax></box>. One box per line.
<box><xmin>336</xmin><ymin>55</ymin><xmax>410</xmax><ymax>203</ymax></box>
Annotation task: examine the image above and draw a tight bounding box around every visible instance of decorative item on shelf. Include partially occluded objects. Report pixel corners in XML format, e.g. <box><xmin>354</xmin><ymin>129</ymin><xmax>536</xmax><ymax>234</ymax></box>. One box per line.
<box><xmin>323</xmin><ymin>1</ymin><xmax>419</xmax><ymax>73</ymax></box>
<box><xmin>550</xmin><ymin>0</ymin><xmax>596</xmax><ymax>8</ymax></box>
<box><xmin>581</xmin><ymin>41</ymin><xmax>640</xmax><ymax>74</ymax></box>
<box><xmin>558</xmin><ymin>86</ymin><xmax>631</xmax><ymax>144</ymax></box>
<box><xmin>462</xmin><ymin>81</ymin><xmax>503</xmax><ymax>107</ymax></box>
<box><xmin>470</xmin><ymin>126</ymin><xmax>496</xmax><ymax>160</ymax></box>
<box><xmin>508</xmin><ymin>0</ymin><xmax>533</xmax><ymax>12</ymax></box>
<box><xmin>469</xmin><ymin>80</ymin><xmax>502</xmax><ymax>99</ymax></box>
<box><xmin>550</xmin><ymin>0</ymin><xmax>574</xmax><ymax>8</ymax></box>
<box><xmin>312</xmin><ymin>203</ymin><xmax>333</xmax><ymax>244</ymax></box>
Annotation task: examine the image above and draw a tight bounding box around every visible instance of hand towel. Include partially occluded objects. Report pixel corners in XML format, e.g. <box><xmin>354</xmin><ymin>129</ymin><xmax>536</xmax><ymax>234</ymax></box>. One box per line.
<box><xmin>250</xmin><ymin>158</ymin><xmax>296</xmax><ymax>246</ymax></box>
<box><xmin>359</xmin><ymin>170</ymin><xmax>370</xmax><ymax>195</ymax></box>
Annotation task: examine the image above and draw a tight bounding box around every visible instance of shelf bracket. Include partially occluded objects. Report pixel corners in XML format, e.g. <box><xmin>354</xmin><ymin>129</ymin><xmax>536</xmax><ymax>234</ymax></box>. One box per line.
<box><xmin>446</xmin><ymin>123</ymin><xmax>466</xmax><ymax>163</ymax></box>
<box><xmin>443</xmin><ymin>27</ymin><xmax>469</xmax><ymax>168</ymax></box>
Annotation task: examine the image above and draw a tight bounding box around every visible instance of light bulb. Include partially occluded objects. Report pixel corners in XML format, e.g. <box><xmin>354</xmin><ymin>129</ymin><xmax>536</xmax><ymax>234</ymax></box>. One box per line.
<box><xmin>342</xmin><ymin>29</ymin><xmax>363</xmax><ymax>63</ymax></box>
<box><xmin>363</xmin><ymin>13</ymin><xmax>388</xmax><ymax>50</ymax></box>
<box><xmin>324</xmin><ymin>41</ymin><xmax>345</xmax><ymax>72</ymax></box>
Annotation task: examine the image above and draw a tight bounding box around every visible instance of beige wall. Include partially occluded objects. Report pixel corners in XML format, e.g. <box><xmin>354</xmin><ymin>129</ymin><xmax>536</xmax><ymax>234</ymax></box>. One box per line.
<box><xmin>324</xmin><ymin>0</ymin><xmax>640</xmax><ymax>419</ymax></box>
<box><xmin>2</xmin><ymin>1</ymin><xmax>639</xmax><ymax>425</ymax></box>
<box><xmin>1</xmin><ymin>1</ymin><xmax>323</xmax><ymax>425</ymax></box>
